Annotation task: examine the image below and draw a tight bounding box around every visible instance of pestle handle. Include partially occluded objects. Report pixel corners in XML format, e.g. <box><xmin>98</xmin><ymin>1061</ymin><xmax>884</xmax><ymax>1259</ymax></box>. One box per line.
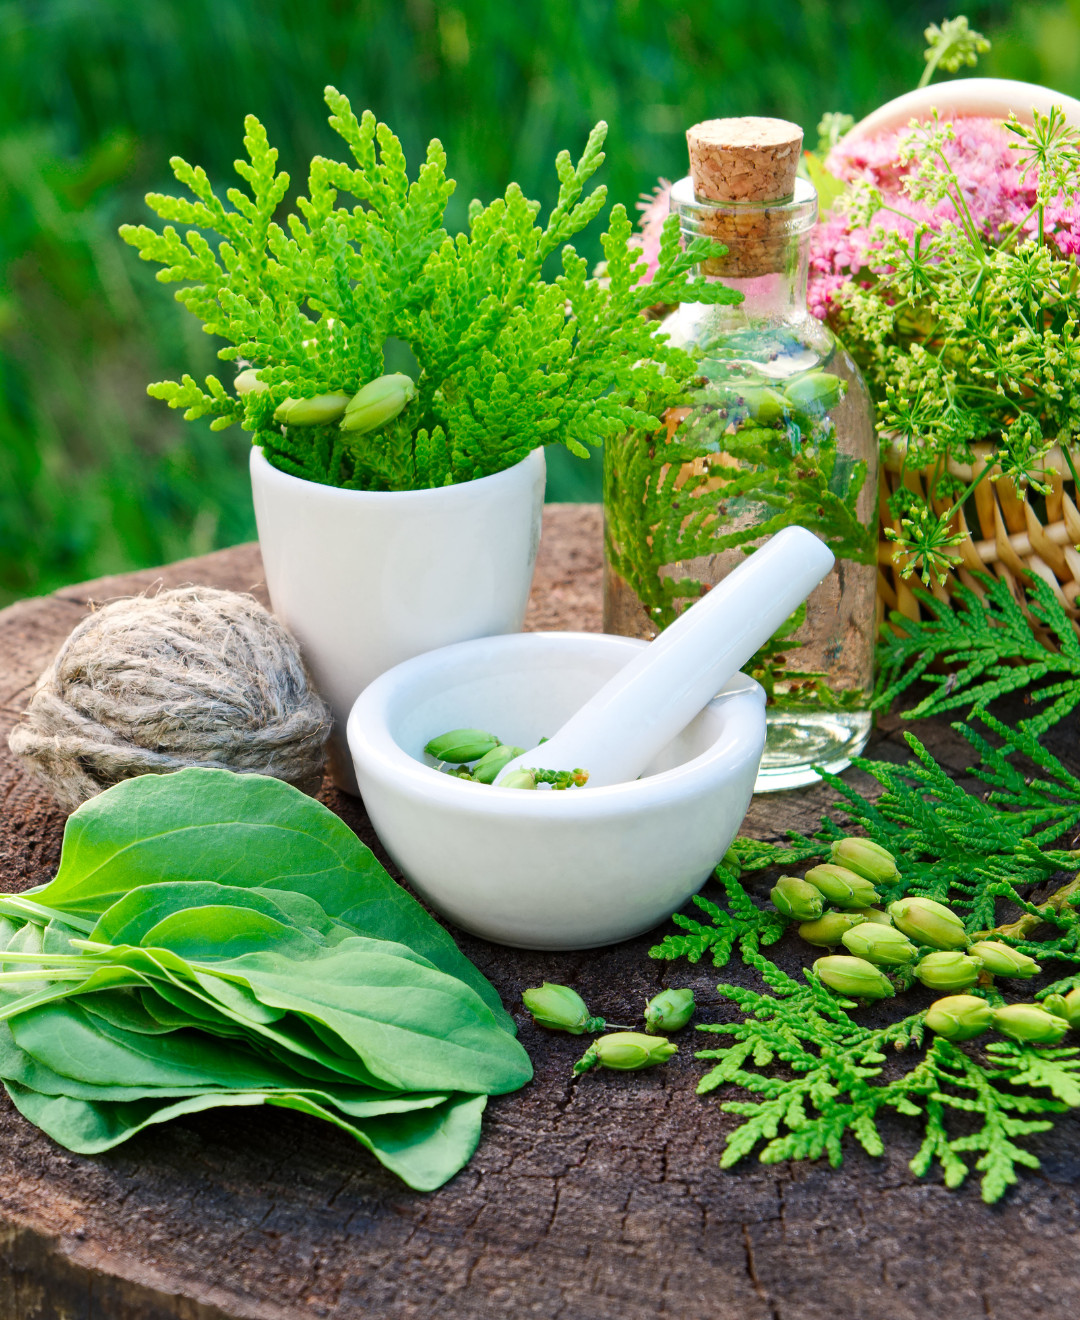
<box><xmin>497</xmin><ymin>526</ymin><xmax>834</xmax><ymax>788</ymax></box>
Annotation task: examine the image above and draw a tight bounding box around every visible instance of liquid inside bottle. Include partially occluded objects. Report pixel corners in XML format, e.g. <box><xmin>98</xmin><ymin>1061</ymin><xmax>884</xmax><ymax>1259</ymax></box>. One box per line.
<box><xmin>603</xmin><ymin>130</ymin><xmax>878</xmax><ymax>791</ymax></box>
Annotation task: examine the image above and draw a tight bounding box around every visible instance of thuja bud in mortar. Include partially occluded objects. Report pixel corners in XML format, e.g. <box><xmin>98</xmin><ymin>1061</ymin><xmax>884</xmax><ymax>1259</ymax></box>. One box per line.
<box><xmin>888</xmin><ymin>897</ymin><xmax>969</xmax><ymax>951</ymax></box>
<box><xmin>829</xmin><ymin>838</ymin><xmax>900</xmax><ymax>886</ymax></box>
<box><xmin>425</xmin><ymin>729</ymin><xmax>501</xmax><ymax>763</ymax></box>
<box><xmin>644</xmin><ymin>988</ymin><xmax>695</xmax><ymax>1034</ymax></box>
<box><xmin>797</xmin><ymin>912</ymin><xmax>863</xmax><ymax>948</ymax></box>
<box><xmin>770</xmin><ymin>876</ymin><xmax>824</xmax><ymax>921</ymax></box>
<box><xmin>573</xmin><ymin>1032</ymin><xmax>678</xmax><ymax>1075</ymax></box>
<box><xmin>991</xmin><ymin>1004</ymin><xmax>1070</xmax><ymax>1045</ymax></box>
<box><xmin>915</xmin><ymin>951</ymin><xmax>981</xmax><ymax>991</ymax></box>
<box><xmin>471</xmin><ymin>744</ymin><xmax>526</xmax><ymax>784</ymax></box>
<box><xmin>522</xmin><ymin>983</ymin><xmax>606</xmax><ymax>1035</ymax></box>
<box><xmin>813</xmin><ymin>955</ymin><xmax>894</xmax><ymax>1000</ymax></box>
<box><xmin>968</xmin><ymin>942</ymin><xmax>1041</xmax><ymax>978</ymax></box>
<box><xmin>841</xmin><ymin>923</ymin><xmax>917</xmax><ymax>967</ymax></box>
<box><xmin>924</xmin><ymin>995</ymin><xmax>995</xmax><ymax>1042</ymax></box>
<box><xmin>803</xmin><ymin>864</ymin><xmax>879</xmax><ymax>910</ymax></box>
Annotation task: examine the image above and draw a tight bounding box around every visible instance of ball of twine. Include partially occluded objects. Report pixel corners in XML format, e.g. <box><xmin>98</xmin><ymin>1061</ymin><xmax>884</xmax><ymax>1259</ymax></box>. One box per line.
<box><xmin>8</xmin><ymin>586</ymin><xmax>332</xmax><ymax>810</ymax></box>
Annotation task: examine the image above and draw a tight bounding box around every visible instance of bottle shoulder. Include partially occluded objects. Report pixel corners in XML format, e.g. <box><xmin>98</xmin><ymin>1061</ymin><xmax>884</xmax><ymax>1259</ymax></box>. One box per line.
<box><xmin>659</xmin><ymin>302</ymin><xmax>866</xmax><ymax>389</ymax></box>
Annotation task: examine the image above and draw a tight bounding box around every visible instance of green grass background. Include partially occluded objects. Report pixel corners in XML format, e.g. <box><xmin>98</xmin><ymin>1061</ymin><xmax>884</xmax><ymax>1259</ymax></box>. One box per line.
<box><xmin>2</xmin><ymin>0</ymin><xmax>1077</xmax><ymax>603</ymax></box>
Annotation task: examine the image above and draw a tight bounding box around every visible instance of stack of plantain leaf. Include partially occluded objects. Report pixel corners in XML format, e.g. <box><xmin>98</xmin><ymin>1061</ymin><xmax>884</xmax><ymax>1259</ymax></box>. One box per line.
<box><xmin>0</xmin><ymin>769</ymin><xmax>531</xmax><ymax>1191</ymax></box>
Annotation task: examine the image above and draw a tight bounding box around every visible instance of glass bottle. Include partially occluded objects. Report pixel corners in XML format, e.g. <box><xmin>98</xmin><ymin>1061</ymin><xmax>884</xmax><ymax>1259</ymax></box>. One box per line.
<box><xmin>604</xmin><ymin>118</ymin><xmax>878</xmax><ymax>790</ymax></box>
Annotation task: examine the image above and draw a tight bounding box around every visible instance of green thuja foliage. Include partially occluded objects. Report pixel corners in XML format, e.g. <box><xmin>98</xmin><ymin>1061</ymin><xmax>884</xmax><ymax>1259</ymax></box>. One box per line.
<box><xmin>647</xmin><ymin>864</ymin><xmax>787</xmax><ymax>969</ymax></box>
<box><xmin>120</xmin><ymin>87</ymin><xmax>740</xmax><ymax>491</ymax></box>
<box><xmin>875</xmin><ymin>572</ymin><xmax>1080</xmax><ymax>734</ymax></box>
<box><xmin>696</xmin><ymin>959</ymin><xmax>1074</xmax><ymax>1203</ymax></box>
<box><xmin>651</xmin><ymin>717</ymin><xmax>1080</xmax><ymax>1202</ymax></box>
<box><xmin>603</xmin><ymin>374</ymin><xmax>874</xmax><ymax>633</ymax></box>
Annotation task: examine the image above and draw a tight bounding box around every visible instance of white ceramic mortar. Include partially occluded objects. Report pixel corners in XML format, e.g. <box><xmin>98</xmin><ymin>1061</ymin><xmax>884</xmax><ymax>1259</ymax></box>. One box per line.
<box><xmin>347</xmin><ymin>631</ymin><xmax>766</xmax><ymax>950</ymax></box>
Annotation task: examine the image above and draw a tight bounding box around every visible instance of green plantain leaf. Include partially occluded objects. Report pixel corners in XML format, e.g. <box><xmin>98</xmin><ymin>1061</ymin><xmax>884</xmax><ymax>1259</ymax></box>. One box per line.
<box><xmin>91</xmin><ymin>881</ymin><xmax>349</xmax><ymax>950</ymax></box>
<box><xmin>124</xmin><ymin>936</ymin><xmax>532</xmax><ymax>1095</ymax></box>
<box><xmin>33</xmin><ymin>769</ymin><xmax>514</xmax><ymax>1031</ymax></box>
<box><xmin>0</xmin><ymin>773</ymin><xmax>528</xmax><ymax>1189</ymax></box>
<box><xmin>3</xmin><ymin>1081</ymin><xmax>485</xmax><ymax>1191</ymax></box>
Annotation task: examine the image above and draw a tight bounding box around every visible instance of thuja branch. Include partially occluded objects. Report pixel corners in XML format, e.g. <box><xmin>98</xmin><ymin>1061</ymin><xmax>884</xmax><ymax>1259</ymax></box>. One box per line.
<box><xmin>122</xmin><ymin>88</ymin><xmax>740</xmax><ymax>493</ymax></box>
<box><xmin>981</xmin><ymin>872</ymin><xmax>1080</xmax><ymax>941</ymax></box>
<box><xmin>649</xmin><ymin>717</ymin><xmax>1080</xmax><ymax>1201</ymax></box>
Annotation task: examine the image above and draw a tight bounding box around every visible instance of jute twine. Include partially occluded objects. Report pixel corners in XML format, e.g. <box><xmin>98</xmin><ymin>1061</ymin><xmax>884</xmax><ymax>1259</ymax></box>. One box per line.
<box><xmin>8</xmin><ymin>586</ymin><xmax>332</xmax><ymax>810</ymax></box>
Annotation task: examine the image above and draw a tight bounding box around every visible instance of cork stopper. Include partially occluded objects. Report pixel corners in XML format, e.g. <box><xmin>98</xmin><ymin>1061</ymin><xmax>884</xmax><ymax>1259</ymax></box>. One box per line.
<box><xmin>683</xmin><ymin>117</ymin><xmax>806</xmax><ymax>278</ymax></box>
<box><xmin>687</xmin><ymin>118</ymin><xmax>803</xmax><ymax>203</ymax></box>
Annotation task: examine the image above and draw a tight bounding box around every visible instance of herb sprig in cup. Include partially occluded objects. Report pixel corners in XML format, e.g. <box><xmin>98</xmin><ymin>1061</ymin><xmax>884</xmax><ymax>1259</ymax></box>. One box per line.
<box><xmin>121</xmin><ymin>87</ymin><xmax>737</xmax><ymax>493</ymax></box>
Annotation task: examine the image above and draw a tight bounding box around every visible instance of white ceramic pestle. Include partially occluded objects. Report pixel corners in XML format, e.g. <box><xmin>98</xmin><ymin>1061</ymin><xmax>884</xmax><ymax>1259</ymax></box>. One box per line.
<box><xmin>496</xmin><ymin>525</ymin><xmax>835</xmax><ymax>788</ymax></box>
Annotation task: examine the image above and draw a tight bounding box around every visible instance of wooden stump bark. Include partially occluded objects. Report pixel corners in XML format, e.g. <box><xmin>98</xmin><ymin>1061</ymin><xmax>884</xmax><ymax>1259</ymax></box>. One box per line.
<box><xmin>0</xmin><ymin>506</ymin><xmax>1076</xmax><ymax>1320</ymax></box>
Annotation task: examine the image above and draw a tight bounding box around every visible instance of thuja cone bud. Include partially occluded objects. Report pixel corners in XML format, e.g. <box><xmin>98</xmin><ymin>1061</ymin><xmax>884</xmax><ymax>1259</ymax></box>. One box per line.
<box><xmin>829</xmin><ymin>837</ymin><xmax>900</xmax><ymax>886</ymax></box>
<box><xmin>813</xmin><ymin>955</ymin><xmax>895</xmax><ymax>1000</ymax></box>
<box><xmin>573</xmin><ymin>1032</ymin><xmax>678</xmax><ymax>1076</ymax></box>
<box><xmin>841</xmin><ymin>922</ymin><xmax>918</xmax><ymax>967</ymax></box>
<box><xmin>274</xmin><ymin>393</ymin><xmax>352</xmax><ymax>426</ymax></box>
<box><xmin>522</xmin><ymin>983</ymin><xmax>604</xmax><ymax>1034</ymax></box>
<box><xmin>770</xmin><ymin>876</ymin><xmax>824</xmax><ymax>922</ymax></box>
<box><xmin>797</xmin><ymin>911</ymin><xmax>863</xmax><ymax>948</ymax></box>
<box><xmin>888</xmin><ymin>897</ymin><xmax>969</xmax><ymax>951</ymax></box>
<box><xmin>341</xmin><ymin>372</ymin><xmax>417</xmax><ymax>434</ymax></box>
<box><xmin>1061</xmin><ymin>988</ymin><xmax>1080</xmax><ymax>1027</ymax></box>
<box><xmin>1042</xmin><ymin>993</ymin><xmax>1070</xmax><ymax>1021</ymax></box>
<box><xmin>925</xmin><ymin>994</ymin><xmax>995</xmax><ymax>1041</ymax></box>
<box><xmin>968</xmin><ymin>941</ymin><xmax>1041</xmax><ymax>979</ymax></box>
<box><xmin>234</xmin><ymin>367</ymin><xmax>268</xmax><ymax>395</ymax></box>
<box><xmin>501</xmin><ymin>769</ymin><xmax>537</xmax><ymax>790</ymax></box>
<box><xmin>470</xmin><ymin>744</ymin><xmax>525</xmax><ymax>784</ymax></box>
<box><xmin>852</xmin><ymin>908</ymin><xmax>893</xmax><ymax>926</ymax></box>
<box><xmin>784</xmin><ymin>370</ymin><xmax>844</xmax><ymax>412</ymax></box>
<box><xmin>991</xmin><ymin>1004</ymin><xmax>1070</xmax><ymax>1045</ymax></box>
<box><xmin>644</xmin><ymin>988</ymin><xmax>695</xmax><ymax>1034</ymax></box>
<box><xmin>804</xmin><ymin>864</ymin><xmax>879</xmax><ymax>910</ymax></box>
<box><xmin>915</xmin><ymin>950</ymin><xmax>980</xmax><ymax>991</ymax></box>
<box><xmin>424</xmin><ymin>728</ymin><xmax>500</xmax><ymax>763</ymax></box>
<box><xmin>738</xmin><ymin>384</ymin><xmax>787</xmax><ymax>423</ymax></box>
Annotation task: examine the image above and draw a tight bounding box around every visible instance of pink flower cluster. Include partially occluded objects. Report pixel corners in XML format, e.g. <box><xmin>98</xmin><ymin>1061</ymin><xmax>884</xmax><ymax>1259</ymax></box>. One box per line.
<box><xmin>629</xmin><ymin>119</ymin><xmax>1080</xmax><ymax>316</ymax></box>
<box><xmin>808</xmin><ymin>116</ymin><xmax>1080</xmax><ymax>320</ymax></box>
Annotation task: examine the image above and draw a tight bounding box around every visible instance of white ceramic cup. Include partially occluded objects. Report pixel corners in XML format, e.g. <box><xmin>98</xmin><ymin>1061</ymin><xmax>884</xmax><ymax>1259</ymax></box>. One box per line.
<box><xmin>251</xmin><ymin>446</ymin><xmax>546</xmax><ymax>792</ymax></box>
<box><xmin>843</xmin><ymin>76</ymin><xmax>1080</xmax><ymax>143</ymax></box>
<box><xmin>348</xmin><ymin>631</ymin><xmax>766</xmax><ymax>950</ymax></box>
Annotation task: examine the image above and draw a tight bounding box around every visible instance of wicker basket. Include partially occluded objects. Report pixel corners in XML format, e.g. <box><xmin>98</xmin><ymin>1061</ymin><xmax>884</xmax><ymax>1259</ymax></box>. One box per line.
<box><xmin>845</xmin><ymin>79</ymin><xmax>1080</xmax><ymax>646</ymax></box>
<box><xmin>877</xmin><ymin>441</ymin><xmax>1080</xmax><ymax>643</ymax></box>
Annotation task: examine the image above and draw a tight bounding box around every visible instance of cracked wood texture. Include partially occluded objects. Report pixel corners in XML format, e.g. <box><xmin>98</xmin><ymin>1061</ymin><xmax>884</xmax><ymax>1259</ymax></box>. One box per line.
<box><xmin>0</xmin><ymin>504</ymin><xmax>1077</xmax><ymax>1320</ymax></box>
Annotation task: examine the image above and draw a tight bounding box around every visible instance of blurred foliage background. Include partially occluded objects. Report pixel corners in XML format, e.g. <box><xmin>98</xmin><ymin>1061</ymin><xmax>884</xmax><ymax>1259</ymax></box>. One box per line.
<box><xmin>1</xmin><ymin>0</ymin><xmax>1077</xmax><ymax>603</ymax></box>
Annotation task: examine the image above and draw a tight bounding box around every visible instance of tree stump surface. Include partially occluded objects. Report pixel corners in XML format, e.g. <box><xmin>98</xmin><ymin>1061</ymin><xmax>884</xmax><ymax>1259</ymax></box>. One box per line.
<box><xmin>0</xmin><ymin>504</ymin><xmax>1076</xmax><ymax>1320</ymax></box>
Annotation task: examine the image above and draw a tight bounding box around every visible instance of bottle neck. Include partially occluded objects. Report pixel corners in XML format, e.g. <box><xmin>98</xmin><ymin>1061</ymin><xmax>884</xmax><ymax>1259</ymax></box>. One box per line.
<box><xmin>695</xmin><ymin>250</ymin><xmax>810</xmax><ymax>320</ymax></box>
<box><xmin>669</xmin><ymin>174</ymin><xmax>816</xmax><ymax>323</ymax></box>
